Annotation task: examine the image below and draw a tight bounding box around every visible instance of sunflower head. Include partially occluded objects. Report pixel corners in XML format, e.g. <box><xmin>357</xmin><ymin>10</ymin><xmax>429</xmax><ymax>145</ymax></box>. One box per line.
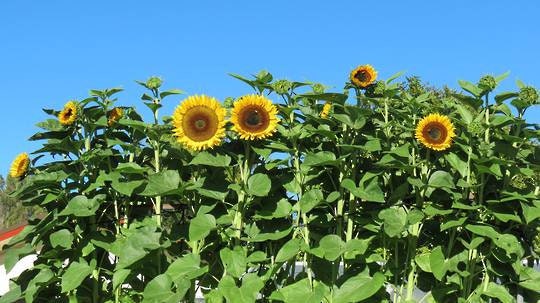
<box><xmin>58</xmin><ymin>101</ymin><xmax>78</xmax><ymax>126</ymax></box>
<box><xmin>9</xmin><ymin>152</ymin><xmax>30</xmax><ymax>179</ymax></box>
<box><xmin>172</xmin><ymin>95</ymin><xmax>226</xmax><ymax>151</ymax></box>
<box><xmin>415</xmin><ymin>113</ymin><xmax>456</xmax><ymax>151</ymax></box>
<box><xmin>231</xmin><ymin>94</ymin><xmax>279</xmax><ymax>140</ymax></box>
<box><xmin>320</xmin><ymin>102</ymin><xmax>332</xmax><ymax>119</ymax></box>
<box><xmin>107</xmin><ymin>107</ymin><xmax>124</xmax><ymax>126</ymax></box>
<box><xmin>350</xmin><ymin>65</ymin><xmax>377</xmax><ymax>88</ymax></box>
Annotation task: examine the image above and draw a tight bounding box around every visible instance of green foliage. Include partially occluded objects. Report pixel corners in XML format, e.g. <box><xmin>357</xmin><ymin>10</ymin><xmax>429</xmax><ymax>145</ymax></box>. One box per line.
<box><xmin>0</xmin><ymin>175</ymin><xmax>43</xmax><ymax>231</ymax></box>
<box><xmin>1</xmin><ymin>69</ymin><xmax>539</xmax><ymax>303</ymax></box>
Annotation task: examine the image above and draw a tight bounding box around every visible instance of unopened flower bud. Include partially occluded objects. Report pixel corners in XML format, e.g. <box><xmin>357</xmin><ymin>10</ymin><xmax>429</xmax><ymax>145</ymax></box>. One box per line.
<box><xmin>519</xmin><ymin>86</ymin><xmax>539</xmax><ymax>105</ymax></box>
<box><xmin>223</xmin><ymin>97</ymin><xmax>235</xmax><ymax>109</ymax></box>
<box><xmin>146</xmin><ymin>76</ymin><xmax>162</xmax><ymax>90</ymax></box>
<box><xmin>478</xmin><ymin>75</ymin><xmax>496</xmax><ymax>92</ymax></box>
<box><xmin>365</xmin><ymin>81</ymin><xmax>386</xmax><ymax>98</ymax></box>
<box><xmin>272</xmin><ymin>80</ymin><xmax>292</xmax><ymax>95</ymax></box>
<box><xmin>311</xmin><ymin>83</ymin><xmax>325</xmax><ymax>94</ymax></box>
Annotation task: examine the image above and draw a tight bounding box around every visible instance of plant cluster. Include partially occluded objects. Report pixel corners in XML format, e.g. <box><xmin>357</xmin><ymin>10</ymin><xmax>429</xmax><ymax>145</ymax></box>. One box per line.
<box><xmin>1</xmin><ymin>67</ymin><xmax>540</xmax><ymax>303</ymax></box>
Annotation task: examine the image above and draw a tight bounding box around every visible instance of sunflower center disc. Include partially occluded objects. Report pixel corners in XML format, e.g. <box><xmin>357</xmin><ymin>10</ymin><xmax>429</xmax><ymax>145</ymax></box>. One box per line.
<box><xmin>427</xmin><ymin>127</ymin><xmax>442</xmax><ymax>141</ymax></box>
<box><xmin>355</xmin><ymin>71</ymin><xmax>370</xmax><ymax>82</ymax></box>
<box><xmin>245</xmin><ymin>110</ymin><xmax>262</xmax><ymax>127</ymax></box>
<box><xmin>194</xmin><ymin>119</ymin><xmax>207</xmax><ymax>130</ymax></box>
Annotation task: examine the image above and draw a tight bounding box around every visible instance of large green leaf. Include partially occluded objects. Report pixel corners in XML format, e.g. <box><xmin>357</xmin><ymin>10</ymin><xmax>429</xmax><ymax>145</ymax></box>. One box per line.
<box><xmin>275</xmin><ymin>238</ymin><xmax>302</xmax><ymax>262</ymax></box>
<box><xmin>220</xmin><ymin>246</ymin><xmax>247</xmax><ymax>278</ymax></box>
<box><xmin>61</xmin><ymin>260</ymin><xmax>94</xmax><ymax>293</ymax></box>
<box><xmin>428</xmin><ymin>170</ymin><xmax>455</xmax><ymax>189</ymax></box>
<box><xmin>141</xmin><ymin>170</ymin><xmax>180</xmax><ymax>196</ymax></box>
<box><xmin>482</xmin><ymin>282</ymin><xmax>514</xmax><ymax>303</ymax></box>
<box><xmin>59</xmin><ymin>195</ymin><xmax>102</xmax><ymax>217</ymax></box>
<box><xmin>458</xmin><ymin>80</ymin><xmax>483</xmax><ymax>97</ymax></box>
<box><xmin>332</xmin><ymin>271</ymin><xmax>385</xmax><ymax>303</ymax></box>
<box><xmin>299</xmin><ymin>188</ymin><xmax>323</xmax><ymax>213</ymax></box>
<box><xmin>247</xmin><ymin>173</ymin><xmax>271</xmax><ymax>197</ymax></box>
<box><xmin>142</xmin><ymin>274</ymin><xmax>182</xmax><ymax>303</ymax></box>
<box><xmin>189</xmin><ymin>213</ymin><xmax>216</xmax><ymax>241</ymax></box>
<box><xmin>190</xmin><ymin>151</ymin><xmax>232</xmax><ymax>167</ymax></box>
<box><xmin>378</xmin><ymin>207</ymin><xmax>407</xmax><ymax>238</ymax></box>
<box><xmin>311</xmin><ymin>234</ymin><xmax>344</xmax><ymax>261</ymax></box>
<box><xmin>270</xmin><ymin>278</ymin><xmax>328</xmax><ymax>303</ymax></box>
<box><xmin>302</xmin><ymin>151</ymin><xmax>338</xmax><ymax>167</ymax></box>
<box><xmin>219</xmin><ymin>274</ymin><xmax>264</xmax><ymax>303</ymax></box>
<box><xmin>112</xmin><ymin>226</ymin><xmax>163</xmax><ymax>269</ymax></box>
<box><xmin>429</xmin><ymin>246</ymin><xmax>447</xmax><ymax>281</ymax></box>
<box><xmin>49</xmin><ymin>229</ymin><xmax>74</xmax><ymax>248</ymax></box>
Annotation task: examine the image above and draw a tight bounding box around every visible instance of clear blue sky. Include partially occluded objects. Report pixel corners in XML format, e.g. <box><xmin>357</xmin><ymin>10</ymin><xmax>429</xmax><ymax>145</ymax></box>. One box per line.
<box><xmin>1</xmin><ymin>1</ymin><xmax>539</xmax><ymax>176</ymax></box>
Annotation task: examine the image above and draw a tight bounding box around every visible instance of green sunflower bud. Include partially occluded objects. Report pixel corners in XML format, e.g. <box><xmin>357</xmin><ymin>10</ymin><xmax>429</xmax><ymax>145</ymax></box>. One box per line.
<box><xmin>406</xmin><ymin>76</ymin><xmax>425</xmax><ymax>97</ymax></box>
<box><xmin>533</xmin><ymin>228</ymin><xmax>540</xmax><ymax>255</ymax></box>
<box><xmin>365</xmin><ymin>81</ymin><xmax>386</xmax><ymax>98</ymax></box>
<box><xmin>510</xmin><ymin>174</ymin><xmax>528</xmax><ymax>189</ymax></box>
<box><xmin>478</xmin><ymin>75</ymin><xmax>496</xmax><ymax>92</ymax></box>
<box><xmin>467</xmin><ymin>121</ymin><xmax>484</xmax><ymax>136</ymax></box>
<box><xmin>311</xmin><ymin>83</ymin><xmax>325</xmax><ymax>94</ymax></box>
<box><xmin>272</xmin><ymin>80</ymin><xmax>292</xmax><ymax>95</ymax></box>
<box><xmin>146</xmin><ymin>76</ymin><xmax>162</xmax><ymax>90</ymax></box>
<box><xmin>223</xmin><ymin>97</ymin><xmax>235</xmax><ymax>109</ymax></box>
<box><xmin>519</xmin><ymin>86</ymin><xmax>539</xmax><ymax>105</ymax></box>
<box><xmin>256</xmin><ymin>70</ymin><xmax>273</xmax><ymax>83</ymax></box>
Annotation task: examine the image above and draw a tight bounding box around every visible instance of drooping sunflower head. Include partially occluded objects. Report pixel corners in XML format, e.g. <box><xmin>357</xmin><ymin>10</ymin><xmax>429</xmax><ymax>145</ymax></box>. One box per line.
<box><xmin>172</xmin><ymin>95</ymin><xmax>226</xmax><ymax>151</ymax></box>
<box><xmin>415</xmin><ymin>113</ymin><xmax>456</xmax><ymax>151</ymax></box>
<box><xmin>107</xmin><ymin>107</ymin><xmax>124</xmax><ymax>126</ymax></box>
<box><xmin>9</xmin><ymin>152</ymin><xmax>30</xmax><ymax>179</ymax></box>
<box><xmin>230</xmin><ymin>94</ymin><xmax>279</xmax><ymax>140</ymax></box>
<box><xmin>350</xmin><ymin>65</ymin><xmax>377</xmax><ymax>88</ymax></box>
<box><xmin>320</xmin><ymin>102</ymin><xmax>332</xmax><ymax>119</ymax></box>
<box><xmin>58</xmin><ymin>101</ymin><xmax>78</xmax><ymax>126</ymax></box>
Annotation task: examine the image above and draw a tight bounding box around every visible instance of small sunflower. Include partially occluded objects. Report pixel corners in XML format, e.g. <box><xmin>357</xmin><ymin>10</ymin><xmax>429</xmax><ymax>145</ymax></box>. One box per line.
<box><xmin>350</xmin><ymin>65</ymin><xmax>377</xmax><ymax>88</ymax></box>
<box><xmin>415</xmin><ymin>113</ymin><xmax>456</xmax><ymax>151</ymax></box>
<box><xmin>107</xmin><ymin>107</ymin><xmax>123</xmax><ymax>126</ymax></box>
<box><xmin>172</xmin><ymin>95</ymin><xmax>226</xmax><ymax>151</ymax></box>
<box><xmin>58</xmin><ymin>101</ymin><xmax>78</xmax><ymax>126</ymax></box>
<box><xmin>9</xmin><ymin>152</ymin><xmax>30</xmax><ymax>178</ymax></box>
<box><xmin>231</xmin><ymin>94</ymin><xmax>279</xmax><ymax>140</ymax></box>
<box><xmin>320</xmin><ymin>102</ymin><xmax>332</xmax><ymax>119</ymax></box>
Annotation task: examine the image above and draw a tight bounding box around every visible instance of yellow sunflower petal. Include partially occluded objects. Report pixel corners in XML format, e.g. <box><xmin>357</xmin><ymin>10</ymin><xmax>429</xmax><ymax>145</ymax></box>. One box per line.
<box><xmin>172</xmin><ymin>95</ymin><xmax>226</xmax><ymax>151</ymax></box>
<box><xmin>108</xmin><ymin>107</ymin><xmax>123</xmax><ymax>126</ymax></box>
<box><xmin>230</xmin><ymin>94</ymin><xmax>279</xmax><ymax>140</ymax></box>
<box><xmin>9</xmin><ymin>152</ymin><xmax>30</xmax><ymax>178</ymax></box>
<box><xmin>320</xmin><ymin>102</ymin><xmax>332</xmax><ymax>119</ymax></box>
<box><xmin>350</xmin><ymin>64</ymin><xmax>378</xmax><ymax>88</ymax></box>
<box><xmin>415</xmin><ymin>113</ymin><xmax>456</xmax><ymax>151</ymax></box>
<box><xmin>58</xmin><ymin>101</ymin><xmax>78</xmax><ymax>126</ymax></box>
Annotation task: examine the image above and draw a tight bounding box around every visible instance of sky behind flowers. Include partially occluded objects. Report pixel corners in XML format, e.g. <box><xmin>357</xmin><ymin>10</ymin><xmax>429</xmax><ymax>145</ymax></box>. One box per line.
<box><xmin>0</xmin><ymin>0</ymin><xmax>539</xmax><ymax>175</ymax></box>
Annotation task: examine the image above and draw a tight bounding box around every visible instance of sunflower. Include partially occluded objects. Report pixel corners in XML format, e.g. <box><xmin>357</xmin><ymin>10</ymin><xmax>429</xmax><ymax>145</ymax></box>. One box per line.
<box><xmin>107</xmin><ymin>107</ymin><xmax>123</xmax><ymax>126</ymax></box>
<box><xmin>9</xmin><ymin>152</ymin><xmax>30</xmax><ymax>178</ymax></box>
<box><xmin>230</xmin><ymin>94</ymin><xmax>279</xmax><ymax>140</ymax></box>
<box><xmin>350</xmin><ymin>65</ymin><xmax>377</xmax><ymax>88</ymax></box>
<box><xmin>58</xmin><ymin>101</ymin><xmax>78</xmax><ymax>126</ymax></box>
<box><xmin>172</xmin><ymin>95</ymin><xmax>226</xmax><ymax>151</ymax></box>
<box><xmin>320</xmin><ymin>102</ymin><xmax>332</xmax><ymax>119</ymax></box>
<box><xmin>415</xmin><ymin>113</ymin><xmax>456</xmax><ymax>151</ymax></box>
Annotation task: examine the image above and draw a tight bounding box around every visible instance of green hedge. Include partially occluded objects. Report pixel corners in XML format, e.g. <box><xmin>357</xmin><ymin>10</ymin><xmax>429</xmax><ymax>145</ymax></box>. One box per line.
<box><xmin>2</xmin><ymin>67</ymin><xmax>540</xmax><ymax>303</ymax></box>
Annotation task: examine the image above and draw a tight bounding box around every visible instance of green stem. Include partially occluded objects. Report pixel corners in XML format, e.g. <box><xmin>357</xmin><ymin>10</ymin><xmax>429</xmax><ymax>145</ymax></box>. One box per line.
<box><xmin>154</xmin><ymin>146</ymin><xmax>162</xmax><ymax>227</ymax></box>
<box><xmin>484</xmin><ymin>93</ymin><xmax>490</xmax><ymax>144</ymax></box>
<box><xmin>234</xmin><ymin>143</ymin><xmax>251</xmax><ymax>244</ymax></box>
<box><xmin>405</xmin><ymin>261</ymin><xmax>417</xmax><ymax>301</ymax></box>
<box><xmin>90</xmin><ymin>215</ymin><xmax>99</xmax><ymax>303</ymax></box>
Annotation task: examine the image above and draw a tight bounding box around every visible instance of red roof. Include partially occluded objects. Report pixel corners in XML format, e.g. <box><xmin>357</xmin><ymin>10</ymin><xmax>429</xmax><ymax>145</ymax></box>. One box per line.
<box><xmin>0</xmin><ymin>225</ymin><xmax>26</xmax><ymax>242</ymax></box>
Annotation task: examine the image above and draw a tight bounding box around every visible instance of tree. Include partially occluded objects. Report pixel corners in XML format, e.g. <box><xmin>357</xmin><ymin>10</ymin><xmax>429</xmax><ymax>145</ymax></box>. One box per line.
<box><xmin>0</xmin><ymin>175</ymin><xmax>42</xmax><ymax>230</ymax></box>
